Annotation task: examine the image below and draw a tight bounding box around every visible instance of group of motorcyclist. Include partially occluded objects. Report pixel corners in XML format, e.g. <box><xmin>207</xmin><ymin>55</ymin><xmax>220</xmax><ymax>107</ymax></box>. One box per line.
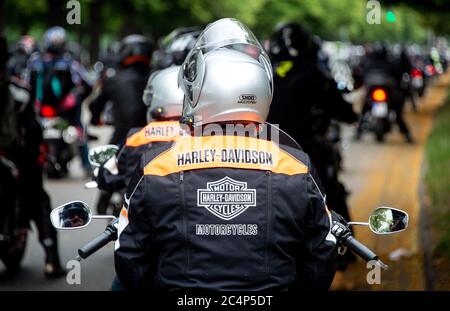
<box><xmin>0</xmin><ymin>18</ymin><xmax>448</xmax><ymax>290</ymax></box>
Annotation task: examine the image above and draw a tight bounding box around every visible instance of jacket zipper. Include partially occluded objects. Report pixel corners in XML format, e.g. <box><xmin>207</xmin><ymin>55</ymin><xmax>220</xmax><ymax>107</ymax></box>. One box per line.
<box><xmin>179</xmin><ymin>171</ymin><xmax>190</xmax><ymax>270</ymax></box>
<box><xmin>265</xmin><ymin>171</ymin><xmax>272</xmax><ymax>273</ymax></box>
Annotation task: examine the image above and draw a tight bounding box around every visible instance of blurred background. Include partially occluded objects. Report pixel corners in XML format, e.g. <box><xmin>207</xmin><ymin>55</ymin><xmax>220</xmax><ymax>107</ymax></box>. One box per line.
<box><xmin>1</xmin><ymin>0</ymin><xmax>450</xmax><ymax>62</ymax></box>
<box><xmin>0</xmin><ymin>0</ymin><xmax>449</xmax><ymax>291</ymax></box>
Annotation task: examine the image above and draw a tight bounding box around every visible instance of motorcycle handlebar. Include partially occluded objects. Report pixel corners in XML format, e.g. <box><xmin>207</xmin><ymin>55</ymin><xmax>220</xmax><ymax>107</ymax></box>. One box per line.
<box><xmin>344</xmin><ymin>235</ymin><xmax>378</xmax><ymax>262</ymax></box>
<box><xmin>78</xmin><ymin>225</ymin><xmax>117</xmax><ymax>259</ymax></box>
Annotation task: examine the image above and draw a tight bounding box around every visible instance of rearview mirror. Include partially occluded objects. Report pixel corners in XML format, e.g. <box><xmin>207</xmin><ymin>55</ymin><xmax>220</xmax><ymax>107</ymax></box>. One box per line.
<box><xmin>88</xmin><ymin>144</ymin><xmax>119</xmax><ymax>167</ymax></box>
<box><xmin>50</xmin><ymin>201</ymin><xmax>92</xmax><ymax>230</ymax></box>
<box><xmin>369</xmin><ymin>207</ymin><xmax>408</xmax><ymax>234</ymax></box>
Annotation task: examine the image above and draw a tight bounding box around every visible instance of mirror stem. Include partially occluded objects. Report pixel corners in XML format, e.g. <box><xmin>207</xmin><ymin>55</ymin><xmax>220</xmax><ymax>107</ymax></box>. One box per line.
<box><xmin>347</xmin><ymin>222</ymin><xmax>369</xmax><ymax>226</ymax></box>
<box><xmin>92</xmin><ymin>215</ymin><xmax>116</xmax><ymax>221</ymax></box>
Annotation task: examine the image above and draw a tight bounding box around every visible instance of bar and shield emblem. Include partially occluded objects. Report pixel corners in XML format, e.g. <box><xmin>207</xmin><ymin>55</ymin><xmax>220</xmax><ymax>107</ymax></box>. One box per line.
<box><xmin>197</xmin><ymin>177</ymin><xmax>256</xmax><ymax>220</ymax></box>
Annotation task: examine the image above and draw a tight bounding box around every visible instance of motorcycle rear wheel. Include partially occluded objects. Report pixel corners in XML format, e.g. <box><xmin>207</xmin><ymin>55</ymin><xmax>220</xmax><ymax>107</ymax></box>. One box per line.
<box><xmin>374</xmin><ymin>122</ymin><xmax>386</xmax><ymax>142</ymax></box>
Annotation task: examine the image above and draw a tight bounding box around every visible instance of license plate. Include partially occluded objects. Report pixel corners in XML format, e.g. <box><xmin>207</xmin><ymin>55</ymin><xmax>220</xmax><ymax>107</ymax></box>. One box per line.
<box><xmin>372</xmin><ymin>103</ymin><xmax>388</xmax><ymax>117</ymax></box>
<box><xmin>43</xmin><ymin>128</ymin><xmax>62</xmax><ymax>139</ymax></box>
<box><xmin>41</xmin><ymin>118</ymin><xmax>56</xmax><ymax>128</ymax></box>
<box><xmin>41</xmin><ymin>117</ymin><xmax>65</xmax><ymax>129</ymax></box>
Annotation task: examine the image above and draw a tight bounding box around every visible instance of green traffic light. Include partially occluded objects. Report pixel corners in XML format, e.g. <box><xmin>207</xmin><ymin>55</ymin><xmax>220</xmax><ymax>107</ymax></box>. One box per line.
<box><xmin>386</xmin><ymin>11</ymin><xmax>396</xmax><ymax>23</ymax></box>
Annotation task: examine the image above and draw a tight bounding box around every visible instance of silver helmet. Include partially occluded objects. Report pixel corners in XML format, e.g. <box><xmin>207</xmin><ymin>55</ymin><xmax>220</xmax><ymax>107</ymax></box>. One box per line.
<box><xmin>143</xmin><ymin>66</ymin><xmax>184</xmax><ymax>121</ymax></box>
<box><xmin>178</xmin><ymin>18</ymin><xmax>273</xmax><ymax>126</ymax></box>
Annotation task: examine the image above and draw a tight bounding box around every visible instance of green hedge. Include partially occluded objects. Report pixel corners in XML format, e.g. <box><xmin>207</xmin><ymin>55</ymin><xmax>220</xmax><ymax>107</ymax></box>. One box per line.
<box><xmin>426</xmin><ymin>91</ymin><xmax>450</xmax><ymax>258</ymax></box>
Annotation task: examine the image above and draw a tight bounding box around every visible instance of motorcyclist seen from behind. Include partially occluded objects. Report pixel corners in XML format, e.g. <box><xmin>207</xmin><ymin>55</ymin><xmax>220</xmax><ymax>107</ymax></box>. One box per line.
<box><xmin>96</xmin><ymin>65</ymin><xmax>184</xmax><ymax>291</ymax></box>
<box><xmin>152</xmin><ymin>26</ymin><xmax>202</xmax><ymax>70</ymax></box>
<box><xmin>95</xmin><ymin>65</ymin><xmax>184</xmax><ymax>202</ymax></box>
<box><xmin>95</xmin><ymin>27</ymin><xmax>202</xmax><ymax>196</ymax></box>
<box><xmin>354</xmin><ymin>43</ymin><xmax>414</xmax><ymax>143</ymax></box>
<box><xmin>88</xmin><ymin>34</ymin><xmax>153</xmax><ymax>215</ymax></box>
<box><xmin>26</xmin><ymin>26</ymin><xmax>92</xmax><ymax>176</ymax></box>
<box><xmin>267</xmin><ymin>23</ymin><xmax>357</xmax><ymax>228</ymax></box>
<box><xmin>114</xmin><ymin>18</ymin><xmax>339</xmax><ymax>291</ymax></box>
<box><xmin>2</xmin><ymin>33</ymin><xmax>66</xmax><ymax>277</ymax></box>
<box><xmin>89</xmin><ymin>34</ymin><xmax>153</xmax><ymax>146</ymax></box>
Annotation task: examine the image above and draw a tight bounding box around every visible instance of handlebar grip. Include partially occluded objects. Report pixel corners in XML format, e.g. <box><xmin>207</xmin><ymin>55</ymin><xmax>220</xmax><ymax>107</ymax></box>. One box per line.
<box><xmin>78</xmin><ymin>229</ymin><xmax>115</xmax><ymax>259</ymax></box>
<box><xmin>345</xmin><ymin>235</ymin><xmax>378</xmax><ymax>262</ymax></box>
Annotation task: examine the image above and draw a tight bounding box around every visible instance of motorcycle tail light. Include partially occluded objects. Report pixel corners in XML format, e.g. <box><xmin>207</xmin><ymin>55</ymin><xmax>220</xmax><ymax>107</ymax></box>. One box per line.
<box><xmin>426</xmin><ymin>64</ymin><xmax>436</xmax><ymax>75</ymax></box>
<box><xmin>41</xmin><ymin>105</ymin><xmax>57</xmax><ymax>118</ymax></box>
<box><xmin>371</xmin><ymin>88</ymin><xmax>387</xmax><ymax>102</ymax></box>
<box><xmin>411</xmin><ymin>69</ymin><xmax>422</xmax><ymax>78</ymax></box>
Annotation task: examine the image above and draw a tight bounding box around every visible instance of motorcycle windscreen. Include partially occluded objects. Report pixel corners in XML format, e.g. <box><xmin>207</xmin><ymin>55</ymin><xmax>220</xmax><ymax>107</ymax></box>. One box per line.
<box><xmin>363</xmin><ymin>70</ymin><xmax>396</xmax><ymax>87</ymax></box>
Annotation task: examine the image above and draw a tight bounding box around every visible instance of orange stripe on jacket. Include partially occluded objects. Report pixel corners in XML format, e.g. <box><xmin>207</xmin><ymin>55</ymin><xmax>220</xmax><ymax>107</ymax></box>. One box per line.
<box><xmin>125</xmin><ymin>121</ymin><xmax>181</xmax><ymax>147</ymax></box>
<box><xmin>143</xmin><ymin>135</ymin><xmax>308</xmax><ymax>176</ymax></box>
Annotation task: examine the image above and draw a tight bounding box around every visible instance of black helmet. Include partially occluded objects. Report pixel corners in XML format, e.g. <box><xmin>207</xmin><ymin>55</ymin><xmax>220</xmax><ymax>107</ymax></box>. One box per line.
<box><xmin>118</xmin><ymin>34</ymin><xmax>153</xmax><ymax>67</ymax></box>
<box><xmin>269</xmin><ymin>23</ymin><xmax>319</xmax><ymax>63</ymax></box>
<box><xmin>60</xmin><ymin>202</ymin><xmax>90</xmax><ymax>227</ymax></box>
<box><xmin>153</xmin><ymin>27</ymin><xmax>202</xmax><ymax>69</ymax></box>
<box><xmin>370</xmin><ymin>43</ymin><xmax>388</xmax><ymax>60</ymax></box>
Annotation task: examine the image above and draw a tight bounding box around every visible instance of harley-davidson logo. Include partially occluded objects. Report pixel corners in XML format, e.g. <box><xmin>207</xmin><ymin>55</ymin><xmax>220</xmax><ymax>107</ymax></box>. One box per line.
<box><xmin>197</xmin><ymin>177</ymin><xmax>256</xmax><ymax>220</ymax></box>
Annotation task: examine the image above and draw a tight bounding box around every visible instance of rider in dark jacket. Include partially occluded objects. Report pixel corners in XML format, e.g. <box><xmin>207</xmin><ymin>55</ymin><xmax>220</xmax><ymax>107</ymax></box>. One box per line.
<box><xmin>89</xmin><ymin>34</ymin><xmax>153</xmax><ymax>146</ymax></box>
<box><xmin>27</xmin><ymin>27</ymin><xmax>92</xmax><ymax>174</ymax></box>
<box><xmin>267</xmin><ymin>23</ymin><xmax>357</xmax><ymax>223</ymax></box>
<box><xmin>89</xmin><ymin>34</ymin><xmax>153</xmax><ymax>215</ymax></box>
<box><xmin>98</xmin><ymin>65</ymin><xmax>184</xmax><ymax>291</ymax></box>
<box><xmin>355</xmin><ymin>44</ymin><xmax>413</xmax><ymax>142</ymax></box>
<box><xmin>1</xmin><ymin>33</ymin><xmax>64</xmax><ymax>276</ymax></box>
<box><xmin>96</xmin><ymin>27</ymin><xmax>202</xmax><ymax>193</ymax></box>
<box><xmin>114</xmin><ymin>19</ymin><xmax>338</xmax><ymax>291</ymax></box>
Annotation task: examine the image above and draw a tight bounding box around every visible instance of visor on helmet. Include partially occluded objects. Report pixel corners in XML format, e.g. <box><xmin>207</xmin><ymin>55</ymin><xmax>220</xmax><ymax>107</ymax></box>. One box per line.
<box><xmin>143</xmin><ymin>66</ymin><xmax>184</xmax><ymax>121</ymax></box>
<box><xmin>179</xmin><ymin>18</ymin><xmax>273</xmax><ymax>110</ymax></box>
<box><xmin>143</xmin><ymin>71</ymin><xmax>159</xmax><ymax>107</ymax></box>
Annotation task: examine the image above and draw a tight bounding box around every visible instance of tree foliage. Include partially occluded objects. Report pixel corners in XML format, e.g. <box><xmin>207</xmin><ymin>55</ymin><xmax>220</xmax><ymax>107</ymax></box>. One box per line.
<box><xmin>1</xmin><ymin>0</ymin><xmax>446</xmax><ymax>59</ymax></box>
